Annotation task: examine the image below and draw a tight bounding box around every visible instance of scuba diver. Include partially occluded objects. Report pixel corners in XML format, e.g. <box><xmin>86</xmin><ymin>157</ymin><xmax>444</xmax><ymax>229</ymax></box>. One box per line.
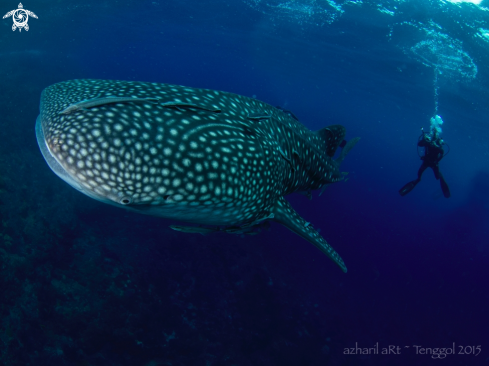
<box><xmin>399</xmin><ymin>120</ymin><xmax>451</xmax><ymax>198</ymax></box>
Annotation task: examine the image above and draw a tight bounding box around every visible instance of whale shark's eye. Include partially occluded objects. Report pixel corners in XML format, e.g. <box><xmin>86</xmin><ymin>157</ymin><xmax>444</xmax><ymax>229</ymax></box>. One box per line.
<box><xmin>120</xmin><ymin>196</ymin><xmax>133</xmax><ymax>205</ymax></box>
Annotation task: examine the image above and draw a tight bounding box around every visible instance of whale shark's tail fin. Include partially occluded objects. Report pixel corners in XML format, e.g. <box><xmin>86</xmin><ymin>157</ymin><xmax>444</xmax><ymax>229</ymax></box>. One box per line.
<box><xmin>335</xmin><ymin>137</ymin><xmax>360</xmax><ymax>165</ymax></box>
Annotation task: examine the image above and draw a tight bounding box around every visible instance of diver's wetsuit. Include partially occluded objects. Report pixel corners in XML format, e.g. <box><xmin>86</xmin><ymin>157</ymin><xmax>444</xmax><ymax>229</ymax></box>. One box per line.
<box><xmin>399</xmin><ymin>132</ymin><xmax>451</xmax><ymax>198</ymax></box>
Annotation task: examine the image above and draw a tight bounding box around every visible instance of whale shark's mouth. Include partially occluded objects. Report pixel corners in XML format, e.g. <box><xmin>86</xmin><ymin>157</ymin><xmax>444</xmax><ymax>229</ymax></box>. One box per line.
<box><xmin>35</xmin><ymin>114</ymin><xmax>83</xmax><ymax>192</ymax></box>
<box><xmin>35</xmin><ymin>114</ymin><xmax>114</xmax><ymax>205</ymax></box>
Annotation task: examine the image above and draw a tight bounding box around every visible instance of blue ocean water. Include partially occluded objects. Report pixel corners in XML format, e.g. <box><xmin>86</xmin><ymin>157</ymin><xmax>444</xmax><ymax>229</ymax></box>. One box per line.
<box><xmin>0</xmin><ymin>0</ymin><xmax>488</xmax><ymax>365</ymax></box>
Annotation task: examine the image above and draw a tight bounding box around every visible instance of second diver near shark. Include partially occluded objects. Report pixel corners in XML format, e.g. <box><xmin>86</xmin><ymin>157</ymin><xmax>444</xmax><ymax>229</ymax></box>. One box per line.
<box><xmin>399</xmin><ymin>116</ymin><xmax>450</xmax><ymax>198</ymax></box>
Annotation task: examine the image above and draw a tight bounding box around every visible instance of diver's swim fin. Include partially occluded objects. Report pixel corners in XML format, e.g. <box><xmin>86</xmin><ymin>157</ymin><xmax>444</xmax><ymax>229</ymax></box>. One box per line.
<box><xmin>399</xmin><ymin>179</ymin><xmax>420</xmax><ymax>196</ymax></box>
<box><xmin>440</xmin><ymin>174</ymin><xmax>451</xmax><ymax>198</ymax></box>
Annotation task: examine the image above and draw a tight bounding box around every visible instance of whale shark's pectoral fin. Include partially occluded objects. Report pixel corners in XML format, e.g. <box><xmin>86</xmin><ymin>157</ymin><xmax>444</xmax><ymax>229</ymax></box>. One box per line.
<box><xmin>271</xmin><ymin>197</ymin><xmax>347</xmax><ymax>273</ymax></box>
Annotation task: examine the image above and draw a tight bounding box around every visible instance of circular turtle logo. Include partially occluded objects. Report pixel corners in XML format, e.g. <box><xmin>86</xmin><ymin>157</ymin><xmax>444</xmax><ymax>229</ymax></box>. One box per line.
<box><xmin>3</xmin><ymin>3</ymin><xmax>38</xmax><ymax>32</ymax></box>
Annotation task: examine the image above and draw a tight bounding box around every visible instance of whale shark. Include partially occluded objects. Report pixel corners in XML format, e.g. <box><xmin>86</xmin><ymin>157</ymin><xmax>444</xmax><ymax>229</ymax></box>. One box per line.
<box><xmin>36</xmin><ymin>79</ymin><xmax>359</xmax><ymax>272</ymax></box>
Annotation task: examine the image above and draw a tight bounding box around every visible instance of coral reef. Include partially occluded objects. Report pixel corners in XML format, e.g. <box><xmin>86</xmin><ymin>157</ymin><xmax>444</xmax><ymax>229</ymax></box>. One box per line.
<box><xmin>0</xmin><ymin>149</ymin><xmax>338</xmax><ymax>366</ymax></box>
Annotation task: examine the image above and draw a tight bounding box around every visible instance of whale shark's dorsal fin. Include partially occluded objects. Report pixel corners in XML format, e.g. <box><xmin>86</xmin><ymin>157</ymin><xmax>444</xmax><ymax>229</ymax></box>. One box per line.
<box><xmin>316</xmin><ymin>125</ymin><xmax>346</xmax><ymax>157</ymax></box>
<box><xmin>271</xmin><ymin>196</ymin><xmax>347</xmax><ymax>273</ymax></box>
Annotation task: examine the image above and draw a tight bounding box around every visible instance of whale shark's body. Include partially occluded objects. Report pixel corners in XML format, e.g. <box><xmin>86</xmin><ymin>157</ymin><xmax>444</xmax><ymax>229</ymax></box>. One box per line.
<box><xmin>36</xmin><ymin>79</ymin><xmax>359</xmax><ymax>272</ymax></box>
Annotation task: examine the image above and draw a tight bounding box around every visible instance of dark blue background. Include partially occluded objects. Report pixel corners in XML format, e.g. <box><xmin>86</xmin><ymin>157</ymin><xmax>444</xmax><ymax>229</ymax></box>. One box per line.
<box><xmin>0</xmin><ymin>0</ymin><xmax>488</xmax><ymax>365</ymax></box>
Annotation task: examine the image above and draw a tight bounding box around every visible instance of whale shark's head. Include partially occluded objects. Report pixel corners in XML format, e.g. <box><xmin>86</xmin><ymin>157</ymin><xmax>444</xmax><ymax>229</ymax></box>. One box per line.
<box><xmin>36</xmin><ymin>81</ymin><xmax>157</xmax><ymax>209</ymax></box>
<box><xmin>35</xmin><ymin>79</ymin><xmax>265</xmax><ymax>225</ymax></box>
<box><xmin>36</xmin><ymin>80</ymin><xmax>213</xmax><ymax>219</ymax></box>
